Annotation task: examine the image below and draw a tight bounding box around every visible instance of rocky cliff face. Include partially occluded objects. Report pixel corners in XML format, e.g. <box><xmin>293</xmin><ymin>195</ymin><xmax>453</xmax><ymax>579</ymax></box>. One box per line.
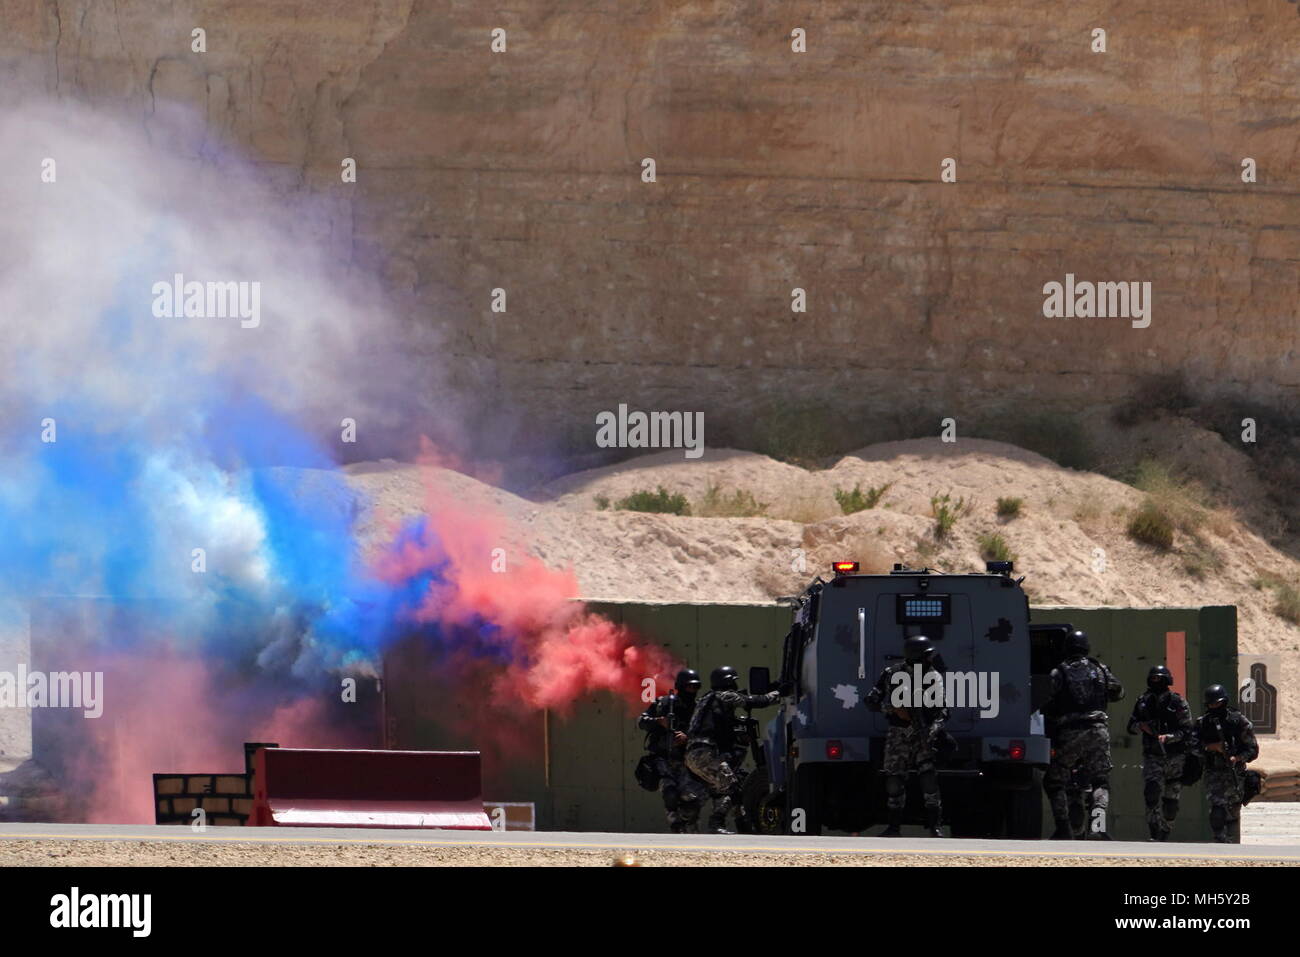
<box><xmin>5</xmin><ymin>0</ymin><xmax>1300</xmax><ymax>457</ymax></box>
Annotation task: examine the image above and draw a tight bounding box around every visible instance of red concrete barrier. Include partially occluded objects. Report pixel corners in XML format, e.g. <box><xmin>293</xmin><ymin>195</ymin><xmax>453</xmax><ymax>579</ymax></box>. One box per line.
<box><xmin>250</xmin><ymin>747</ymin><xmax>493</xmax><ymax>829</ymax></box>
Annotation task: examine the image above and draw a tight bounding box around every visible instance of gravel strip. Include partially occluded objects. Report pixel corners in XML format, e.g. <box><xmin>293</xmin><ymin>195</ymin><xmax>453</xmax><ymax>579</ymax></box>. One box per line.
<box><xmin>0</xmin><ymin>839</ymin><xmax>1285</xmax><ymax>867</ymax></box>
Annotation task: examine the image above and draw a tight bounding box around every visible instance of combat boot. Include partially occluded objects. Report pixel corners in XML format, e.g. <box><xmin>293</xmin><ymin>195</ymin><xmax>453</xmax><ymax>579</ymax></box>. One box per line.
<box><xmin>880</xmin><ymin>808</ymin><xmax>903</xmax><ymax>837</ymax></box>
<box><xmin>924</xmin><ymin>806</ymin><xmax>943</xmax><ymax>838</ymax></box>
<box><xmin>1049</xmin><ymin>818</ymin><xmax>1073</xmax><ymax>840</ymax></box>
<box><xmin>1147</xmin><ymin>822</ymin><xmax>1163</xmax><ymax>842</ymax></box>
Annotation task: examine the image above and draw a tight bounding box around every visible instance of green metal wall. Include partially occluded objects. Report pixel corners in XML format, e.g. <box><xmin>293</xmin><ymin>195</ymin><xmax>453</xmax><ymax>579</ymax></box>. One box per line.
<box><xmin>383</xmin><ymin>600</ymin><xmax>1236</xmax><ymax>841</ymax></box>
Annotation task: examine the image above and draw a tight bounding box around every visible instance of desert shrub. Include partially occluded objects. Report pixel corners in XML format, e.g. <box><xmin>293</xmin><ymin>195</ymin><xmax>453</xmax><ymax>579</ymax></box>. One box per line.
<box><xmin>1126</xmin><ymin>458</ymin><xmax>1229</xmax><ymax>537</ymax></box>
<box><xmin>835</xmin><ymin>482</ymin><xmax>892</xmax><ymax>515</ymax></box>
<box><xmin>978</xmin><ymin>532</ymin><xmax>1015</xmax><ymax>563</ymax></box>
<box><xmin>615</xmin><ymin>487</ymin><xmax>691</xmax><ymax>515</ymax></box>
<box><xmin>1127</xmin><ymin>499</ymin><xmax>1174</xmax><ymax>550</ymax></box>
<box><xmin>696</xmin><ymin>485</ymin><xmax>769</xmax><ymax>518</ymax></box>
<box><xmin>1275</xmin><ymin>584</ymin><xmax>1300</xmax><ymax>625</ymax></box>
<box><xmin>594</xmin><ymin>494</ymin><xmax>610</xmax><ymax>511</ymax></box>
<box><xmin>996</xmin><ymin>497</ymin><xmax>1023</xmax><ymax>519</ymax></box>
<box><xmin>1180</xmin><ymin>541</ymin><xmax>1223</xmax><ymax>580</ymax></box>
<box><xmin>1252</xmin><ymin>571</ymin><xmax>1289</xmax><ymax>591</ymax></box>
<box><xmin>930</xmin><ymin>493</ymin><xmax>968</xmax><ymax>539</ymax></box>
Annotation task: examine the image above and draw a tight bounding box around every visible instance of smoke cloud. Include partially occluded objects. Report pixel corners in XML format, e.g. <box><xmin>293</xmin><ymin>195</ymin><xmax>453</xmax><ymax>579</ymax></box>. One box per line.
<box><xmin>0</xmin><ymin>100</ymin><xmax>673</xmax><ymax>822</ymax></box>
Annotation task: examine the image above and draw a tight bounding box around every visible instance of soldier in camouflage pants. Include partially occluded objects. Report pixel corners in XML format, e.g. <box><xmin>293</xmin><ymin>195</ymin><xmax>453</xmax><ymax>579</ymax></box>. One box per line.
<box><xmin>684</xmin><ymin>746</ymin><xmax>740</xmax><ymax>827</ymax></box>
<box><xmin>654</xmin><ymin>755</ymin><xmax>708</xmax><ymax>831</ymax></box>
<box><xmin>1041</xmin><ymin>630</ymin><xmax>1123</xmax><ymax>839</ymax></box>
<box><xmin>882</xmin><ymin>723</ymin><xmax>941</xmax><ymax>811</ymax></box>
<box><xmin>1128</xmin><ymin>665</ymin><xmax>1193</xmax><ymax>841</ymax></box>
<box><xmin>1193</xmin><ymin>684</ymin><xmax>1259</xmax><ymax>843</ymax></box>
<box><xmin>866</xmin><ymin>636</ymin><xmax>948</xmax><ymax>837</ymax></box>
<box><xmin>684</xmin><ymin>666</ymin><xmax>782</xmax><ymax>834</ymax></box>
<box><xmin>1044</xmin><ymin>725</ymin><xmax>1112</xmax><ymax>835</ymax></box>
<box><xmin>1140</xmin><ymin>753</ymin><xmax>1185</xmax><ymax>837</ymax></box>
<box><xmin>1202</xmin><ymin>758</ymin><xmax>1245</xmax><ymax>841</ymax></box>
<box><xmin>637</xmin><ymin>669</ymin><xmax>707</xmax><ymax>833</ymax></box>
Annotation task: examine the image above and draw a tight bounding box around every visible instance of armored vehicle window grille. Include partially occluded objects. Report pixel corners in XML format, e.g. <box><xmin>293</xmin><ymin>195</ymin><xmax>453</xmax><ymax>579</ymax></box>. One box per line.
<box><xmin>896</xmin><ymin>594</ymin><xmax>951</xmax><ymax>624</ymax></box>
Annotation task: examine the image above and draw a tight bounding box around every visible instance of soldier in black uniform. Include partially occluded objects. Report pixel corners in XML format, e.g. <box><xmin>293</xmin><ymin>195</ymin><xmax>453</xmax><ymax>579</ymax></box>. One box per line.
<box><xmin>685</xmin><ymin>666</ymin><xmax>782</xmax><ymax>834</ymax></box>
<box><xmin>1127</xmin><ymin>664</ymin><xmax>1193</xmax><ymax>841</ymax></box>
<box><xmin>637</xmin><ymin>669</ymin><xmax>707</xmax><ymax>833</ymax></box>
<box><xmin>1192</xmin><ymin>684</ymin><xmax>1260</xmax><ymax>844</ymax></box>
<box><xmin>1042</xmin><ymin>629</ymin><xmax>1124</xmax><ymax>840</ymax></box>
<box><xmin>865</xmin><ymin>636</ymin><xmax>948</xmax><ymax>838</ymax></box>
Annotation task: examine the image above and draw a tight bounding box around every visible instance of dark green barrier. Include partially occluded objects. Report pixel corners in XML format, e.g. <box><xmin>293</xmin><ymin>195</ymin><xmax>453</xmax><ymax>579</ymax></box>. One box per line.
<box><xmin>551</xmin><ymin>601</ymin><xmax>1237</xmax><ymax>841</ymax></box>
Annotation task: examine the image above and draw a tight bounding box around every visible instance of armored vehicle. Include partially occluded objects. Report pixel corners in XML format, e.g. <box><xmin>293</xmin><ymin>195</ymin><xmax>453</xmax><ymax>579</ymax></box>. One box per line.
<box><xmin>744</xmin><ymin>561</ymin><xmax>1067</xmax><ymax>838</ymax></box>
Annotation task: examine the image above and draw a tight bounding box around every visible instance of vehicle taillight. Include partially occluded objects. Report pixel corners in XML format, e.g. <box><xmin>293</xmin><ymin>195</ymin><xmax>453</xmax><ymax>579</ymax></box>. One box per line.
<box><xmin>826</xmin><ymin>740</ymin><xmax>843</xmax><ymax>760</ymax></box>
<box><xmin>1009</xmin><ymin>739</ymin><xmax>1026</xmax><ymax>761</ymax></box>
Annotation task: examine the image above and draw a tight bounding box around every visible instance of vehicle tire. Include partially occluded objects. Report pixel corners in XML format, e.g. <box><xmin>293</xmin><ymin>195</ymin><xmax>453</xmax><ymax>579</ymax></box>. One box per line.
<box><xmin>1005</xmin><ymin>770</ymin><xmax>1045</xmax><ymax>839</ymax></box>
<box><xmin>789</xmin><ymin>763</ymin><xmax>824</xmax><ymax>836</ymax></box>
<box><xmin>742</xmin><ymin>765</ymin><xmax>785</xmax><ymax>835</ymax></box>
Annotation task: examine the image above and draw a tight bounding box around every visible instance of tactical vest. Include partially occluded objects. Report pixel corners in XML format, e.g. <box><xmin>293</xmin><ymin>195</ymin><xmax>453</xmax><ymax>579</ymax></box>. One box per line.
<box><xmin>644</xmin><ymin>693</ymin><xmax>696</xmax><ymax>756</ymax></box>
<box><xmin>1059</xmin><ymin>657</ymin><xmax>1108</xmax><ymax>715</ymax></box>
<box><xmin>1198</xmin><ymin>710</ymin><xmax>1250</xmax><ymax>759</ymax></box>
<box><xmin>1134</xmin><ymin>691</ymin><xmax>1187</xmax><ymax>752</ymax></box>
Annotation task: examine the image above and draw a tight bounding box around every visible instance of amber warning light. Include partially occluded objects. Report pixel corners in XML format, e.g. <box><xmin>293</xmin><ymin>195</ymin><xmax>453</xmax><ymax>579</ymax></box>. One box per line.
<box><xmin>832</xmin><ymin>561</ymin><xmax>859</xmax><ymax>575</ymax></box>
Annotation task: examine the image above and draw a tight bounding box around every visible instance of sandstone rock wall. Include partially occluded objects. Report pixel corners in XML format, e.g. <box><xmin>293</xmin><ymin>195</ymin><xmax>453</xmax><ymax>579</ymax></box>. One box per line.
<box><xmin>4</xmin><ymin>0</ymin><xmax>1300</xmax><ymax>454</ymax></box>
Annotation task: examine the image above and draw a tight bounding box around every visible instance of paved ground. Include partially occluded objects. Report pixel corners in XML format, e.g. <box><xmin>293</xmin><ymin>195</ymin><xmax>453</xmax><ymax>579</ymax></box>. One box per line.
<box><xmin>1</xmin><ymin>822</ymin><xmax>1296</xmax><ymax>866</ymax></box>
<box><xmin>1243</xmin><ymin>802</ymin><xmax>1300</xmax><ymax>844</ymax></box>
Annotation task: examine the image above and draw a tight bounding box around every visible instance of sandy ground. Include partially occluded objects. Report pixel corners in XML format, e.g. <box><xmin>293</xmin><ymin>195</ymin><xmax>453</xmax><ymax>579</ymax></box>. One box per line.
<box><xmin>0</xmin><ymin>839</ymin><xmax>1283</xmax><ymax>867</ymax></box>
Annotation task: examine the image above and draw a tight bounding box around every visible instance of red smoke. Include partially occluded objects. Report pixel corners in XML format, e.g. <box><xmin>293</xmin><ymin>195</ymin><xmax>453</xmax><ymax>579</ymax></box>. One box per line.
<box><xmin>73</xmin><ymin>650</ymin><xmax>361</xmax><ymax>824</ymax></box>
<box><xmin>373</xmin><ymin>450</ymin><xmax>679</xmax><ymax>716</ymax></box>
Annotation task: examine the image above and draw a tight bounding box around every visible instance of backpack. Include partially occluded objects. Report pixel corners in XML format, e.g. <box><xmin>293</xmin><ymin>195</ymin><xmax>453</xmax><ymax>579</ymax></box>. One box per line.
<box><xmin>634</xmin><ymin>755</ymin><xmax>662</xmax><ymax>791</ymax></box>
<box><xmin>687</xmin><ymin>691</ymin><xmax>719</xmax><ymax>739</ymax></box>
<box><xmin>1060</xmin><ymin>657</ymin><xmax>1106</xmax><ymax>714</ymax></box>
<box><xmin>1242</xmin><ymin>768</ymin><xmax>1263</xmax><ymax>806</ymax></box>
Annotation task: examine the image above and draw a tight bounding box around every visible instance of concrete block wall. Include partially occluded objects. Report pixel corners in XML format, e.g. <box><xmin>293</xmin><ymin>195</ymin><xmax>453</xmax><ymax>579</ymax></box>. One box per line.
<box><xmin>152</xmin><ymin>742</ymin><xmax>276</xmax><ymax>827</ymax></box>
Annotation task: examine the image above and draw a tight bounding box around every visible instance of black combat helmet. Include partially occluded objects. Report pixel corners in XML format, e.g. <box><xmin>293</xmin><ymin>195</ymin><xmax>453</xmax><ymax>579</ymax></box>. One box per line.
<box><xmin>1147</xmin><ymin>665</ymin><xmax>1174</xmax><ymax>692</ymax></box>
<box><xmin>903</xmin><ymin>636</ymin><xmax>935</xmax><ymax>663</ymax></box>
<box><xmin>1064</xmin><ymin>629</ymin><xmax>1090</xmax><ymax>655</ymax></box>
<box><xmin>1204</xmin><ymin>684</ymin><xmax>1230</xmax><ymax>708</ymax></box>
<box><xmin>674</xmin><ymin>669</ymin><xmax>702</xmax><ymax>694</ymax></box>
<box><xmin>710</xmin><ymin>666</ymin><xmax>739</xmax><ymax>691</ymax></box>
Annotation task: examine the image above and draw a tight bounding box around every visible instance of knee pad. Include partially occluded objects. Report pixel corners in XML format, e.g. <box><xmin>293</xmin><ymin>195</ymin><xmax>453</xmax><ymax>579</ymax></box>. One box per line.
<box><xmin>885</xmin><ymin>775</ymin><xmax>905</xmax><ymax>798</ymax></box>
<box><xmin>918</xmin><ymin>769</ymin><xmax>940</xmax><ymax>796</ymax></box>
<box><xmin>1209</xmin><ymin>805</ymin><xmax>1227</xmax><ymax>831</ymax></box>
<box><xmin>1143</xmin><ymin>780</ymin><xmax>1161</xmax><ymax>807</ymax></box>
